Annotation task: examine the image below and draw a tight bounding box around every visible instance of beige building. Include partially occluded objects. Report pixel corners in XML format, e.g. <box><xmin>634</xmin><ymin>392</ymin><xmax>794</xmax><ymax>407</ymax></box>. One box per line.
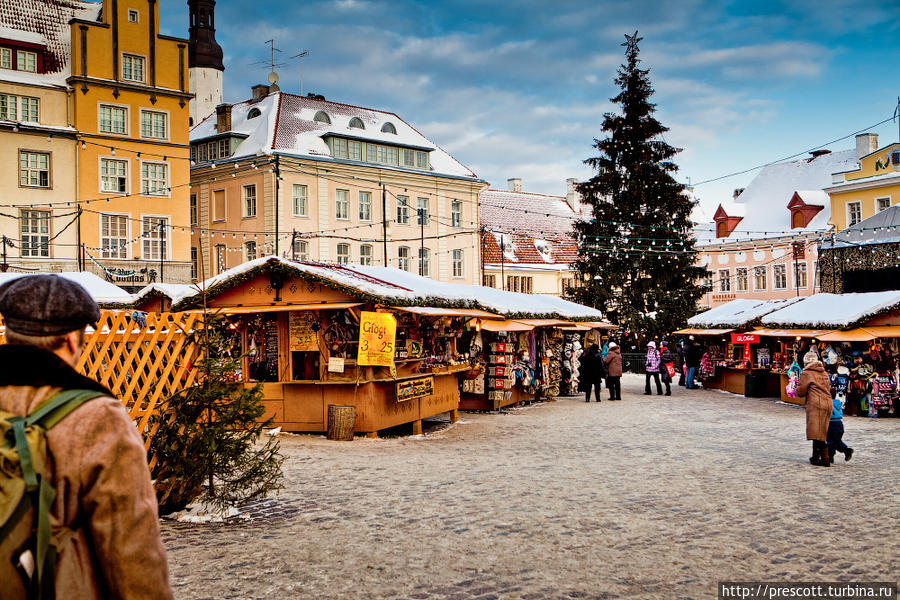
<box><xmin>479</xmin><ymin>178</ymin><xmax>584</xmax><ymax>297</ymax></box>
<box><xmin>189</xmin><ymin>86</ymin><xmax>486</xmax><ymax>283</ymax></box>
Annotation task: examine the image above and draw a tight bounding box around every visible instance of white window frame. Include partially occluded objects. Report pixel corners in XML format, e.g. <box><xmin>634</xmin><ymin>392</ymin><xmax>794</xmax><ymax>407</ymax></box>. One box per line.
<box><xmin>293</xmin><ymin>239</ymin><xmax>309</xmax><ymax>261</ymax></box>
<box><xmin>718</xmin><ymin>269</ymin><xmax>730</xmax><ymax>292</ymax></box>
<box><xmin>396</xmin><ymin>196</ymin><xmax>409</xmax><ymax>225</ymax></box>
<box><xmin>242</xmin><ymin>184</ymin><xmax>257</xmax><ymax>218</ymax></box>
<box><xmin>140</xmin><ymin>160</ymin><xmax>169</xmax><ymax>197</ymax></box>
<box><xmin>99</xmin><ymin>156</ymin><xmax>128</xmax><ymax>194</ymax></box>
<box><xmin>17</xmin><ymin>50</ymin><xmax>37</xmax><ymax>72</ymax></box>
<box><xmin>794</xmin><ymin>262</ymin><xmax>808</xmax><ymax>290</ymax></box>
<box><xmin>451</xmin><ymin>200</ymin><xmax>462</xmax><ymax>228</ymax></box>
<box><xmin>0</xmin><ymin>94</ymin><xmax>39</xmax><ymax>122</ymax></box>
<box><xmin>773</xmin><ymin>263</ymin><xmax>787</xmax><ymax>290</ymax></box>
<box><xmin>358</xmin><ymin>190</ymin><xmax>372</xmax><ymax>222</ymax></box>
<box><xmin>336</xmin><ymin>243</ymin><xmax>350</xmax><ymax>264</ymax></box>
<box><xmin>292</xmin><ymin>184</ymin><xmax>308</xmax><ymax>217</ymax></box>
<box><xmin>20</xmin><ymin>209</ymin><xmax>50</xmax><ymax>258</ymax></box>
<box><xmin>335</xmin><ymin>189</ymin><xmax>349</xmax><ymax>220</ymax></box>
<box><xmin>753</xmin><ymin>265</ymin><xmax>768</xmax><ymax>291</ymax></box>
<box><xmin>359</xmin><ymin>244</ymin><xmax>373</xmax><ymax>266</ymax></box>
<box><xmin>735</xmin><ymin>267</ymin><xmax>748</xmax><ymax>293</ymax></box>
<box><xmin>398</xmin><ymin>246</ymin><xmax>410</xmax><ymax>271</ymax></box>
<box><xmin>416</xmin><ymin>198</ymin><xmax>429</xmax><ymax>225</ymax></box>
<box><xmin>140</xmin><ymin>109</ymin><xmax>168</xmax><ymax>140</ymax></box>
<box><xmin>418</xmin><ymin>247</ymin><xmax>430</xmax><ymax>277</ymax></box>
<box><xmin>121</xmin><ymin>53</ymin><xmax>146</xmax><ymax>83</ymax></box>
<box><xmin>128</xmin><ymin>8</ymin><xmax>140</xmax><ymax>23</ymax></box>
<box><xmin>19</xmin><ymin>150</ymin><xmax>50</xmax><ymax>188</ymax></box>
<box><xmin>98</xmin><ymin>103</ymin><xmax>129</xmax><ymax>135</ymax></box>
<box><xmin>140</xmin><ymin>215</ymin><xmax>169</xmax><ymax>261</ymax></box>
<box><xmin>847</xmin><ymin>201</ymin><xmax>862</xmax><ymax>227</ymax></box>
<box><xmin>100</xmin><ymin>212</ymin><xmax>130</xmax><ymax>259</ymax></box>
<box><xmin>0</xmin><ymin>48</ymin><xmax>11</xmax><ymax>69</ymax></box>
<box><xmin>245</xmin><ymin>240</ymin><xmax>257</xmax><ymax>262</ymax></box>
<box><xmin>875</xmin><ymin>196</ymin><xmax>891</xmax><ymax>213</ymax></box>
<box><xmin>452</xmin><ymin>249</ymin><xmax>463</xmax><ymax>278</ymax></box>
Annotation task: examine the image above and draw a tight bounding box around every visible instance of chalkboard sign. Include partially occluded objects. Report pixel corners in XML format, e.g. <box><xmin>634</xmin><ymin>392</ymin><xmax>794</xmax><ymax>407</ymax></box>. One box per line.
<box><xmin>289</xmin><ymin>311</ymin><xmax>319</xmax><ymax>351</ymax></box>
<box><xmin>264</xmin><ymin>315</ymin><xmax>279</xmax><ymax>379</ymax></box>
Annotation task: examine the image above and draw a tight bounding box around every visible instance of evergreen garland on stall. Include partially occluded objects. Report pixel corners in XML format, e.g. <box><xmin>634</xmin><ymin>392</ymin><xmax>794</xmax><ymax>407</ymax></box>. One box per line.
<box><xmin>570</xmin><ymin>32</ymin><xmax>706</xmax><ymax>339</ymax></box>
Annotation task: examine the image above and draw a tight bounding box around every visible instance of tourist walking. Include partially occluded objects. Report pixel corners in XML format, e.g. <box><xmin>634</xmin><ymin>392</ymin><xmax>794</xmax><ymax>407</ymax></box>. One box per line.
<box><xmin>603</xmin><ymin>342</ymin><xmax>622</xmax><ymax>400</ymax></box>
<box><xmin>0</xmin><ymin>275</ymin><xmax>173</xmax><ymax>599</ymax></box>
<box><xmin>796</xmin><ymin>353</ymin><xmax>833</xmax><ymax>467</ymax></box>
<box><xmin>644</xmin><ymin>341</ymin><xmax>663</xmax><ymax>395</ymax></box>
<box><xmin>580</xmin><ymin>344</ymin><xmax>604</xmax><ymax>402</ymax></box>
<box><xmin>659</xmin><ymin>341</ymin><xmax>674</xmax><ymax>396</ymax></box>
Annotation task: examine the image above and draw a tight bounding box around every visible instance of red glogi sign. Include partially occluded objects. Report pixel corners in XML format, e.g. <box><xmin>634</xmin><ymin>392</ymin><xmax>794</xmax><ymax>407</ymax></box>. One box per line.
<box><xmin>731</xmin><ymin>333</ymin><xmax>760</xmax><ymax>344</ymax></box>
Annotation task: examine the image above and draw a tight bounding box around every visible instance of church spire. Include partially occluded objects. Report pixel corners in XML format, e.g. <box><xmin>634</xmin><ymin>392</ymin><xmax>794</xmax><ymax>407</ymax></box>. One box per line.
<box><xmin>188</xmin><ymin>0</ymin><xmax>224</xmax><ymax>71</ymax></box>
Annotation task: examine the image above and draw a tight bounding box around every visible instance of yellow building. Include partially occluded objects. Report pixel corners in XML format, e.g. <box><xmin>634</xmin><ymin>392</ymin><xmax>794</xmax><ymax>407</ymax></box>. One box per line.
<box><xmin>827</xmin><ymin>133</ymin><xmax>900</xmax><ymax>230</ymax></box>
<box><xmin>69</xmin><ymin>0</ymin><xmax>192</xmax><ymax>286</ymax></box>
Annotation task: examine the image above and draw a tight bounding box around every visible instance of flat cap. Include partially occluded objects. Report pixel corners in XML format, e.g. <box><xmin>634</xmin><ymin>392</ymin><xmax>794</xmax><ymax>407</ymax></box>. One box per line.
<box><xmin>0</xmin><ymin>274</ymin><xmax>100</xmax><ymax>336</ymax></box>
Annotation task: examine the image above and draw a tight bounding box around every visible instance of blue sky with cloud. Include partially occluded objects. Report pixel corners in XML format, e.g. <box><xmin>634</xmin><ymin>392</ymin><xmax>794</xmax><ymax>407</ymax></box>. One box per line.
<box><xmin>159</xmin><ymin>0</ymin><xmax>899</xmax><ymax>218</ymax></box>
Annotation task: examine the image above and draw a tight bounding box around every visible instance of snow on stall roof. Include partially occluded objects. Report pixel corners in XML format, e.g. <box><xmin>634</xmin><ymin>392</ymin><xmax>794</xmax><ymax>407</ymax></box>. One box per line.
<box><xmin>760</xmin><ymin>291</ymin><xmax>900</xmax><ymax>328</ymax></box>
<box><xmin>687</xmin><ymin>297</ymin><xmax>803</xmax><ymax>328</ymax></box>
<box><xmin>191</xmin><ymin>92</ymin><xmax>479</xmax><ymax>180</ymax></box>
<box><xmin>173</xmin><ymin>257</ymin><xmax>603</xmax><ymax>319</ymax></box>
<box><xmin>0</xmin><ymin>272</ymin><xmax>131</xmax><ymax>304</ymax></box>
<box><xmin>132</xmin><ymin>283</ymin><xmax>193</xmax><ymax>303</ymax></box>
<box><xmin>822</xmin><ymin>205</ymin><xmax>900</xmax><ymax>249</ymax></box>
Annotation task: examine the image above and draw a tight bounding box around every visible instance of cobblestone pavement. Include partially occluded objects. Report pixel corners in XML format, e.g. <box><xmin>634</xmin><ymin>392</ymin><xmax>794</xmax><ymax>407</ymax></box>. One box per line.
<box><xmin>162</xmin><ymin>375</ymin><xmax>900</xmax><ymax>599</ymax></box>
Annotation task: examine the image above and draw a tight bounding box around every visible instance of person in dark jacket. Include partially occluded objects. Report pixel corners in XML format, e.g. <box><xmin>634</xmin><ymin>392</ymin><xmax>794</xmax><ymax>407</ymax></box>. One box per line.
<box><xmin>603</xmin><ymin>342</ymin><xmax>623</xmax><ymax>400</ymax></box>
<box><xmin>579</xmin><ymin>344</ymin><xmax>604</xmax><ymax>402</ymax></box>
<box><xmin>676</xmin><ymin>339</ymin><xmax>686</xmax><ymax>386</ymax></box>
<box><xmin>659</xmin><ymin>341</ymin><xmax>674</xmax><ymax>396</ymax></box>
<box><xmin>685</xmin><ymin>336</ymin><xmax>702</xmax><ymax>389</ymax></box>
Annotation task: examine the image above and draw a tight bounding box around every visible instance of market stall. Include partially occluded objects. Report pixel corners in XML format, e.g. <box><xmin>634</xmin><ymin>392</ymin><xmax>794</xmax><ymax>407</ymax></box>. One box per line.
<box><xmin>171</xmin><ymin>257</ymin><xmax>608</xmax><ymax>434</ymax></box>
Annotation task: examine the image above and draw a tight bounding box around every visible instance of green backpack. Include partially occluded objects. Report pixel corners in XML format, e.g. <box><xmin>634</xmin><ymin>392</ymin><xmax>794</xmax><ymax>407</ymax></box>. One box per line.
<box><xmin>1</xmin><ymin>389</ymin><xmax>104</xmax><ymax>600</ymax></box>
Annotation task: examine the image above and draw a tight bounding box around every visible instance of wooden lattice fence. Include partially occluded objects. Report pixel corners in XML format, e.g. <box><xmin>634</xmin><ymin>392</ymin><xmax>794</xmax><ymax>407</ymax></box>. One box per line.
<box><xmin>1</xmin><ymin>310</ymin><xmax>201</xmax><ymax>452</ymax></box>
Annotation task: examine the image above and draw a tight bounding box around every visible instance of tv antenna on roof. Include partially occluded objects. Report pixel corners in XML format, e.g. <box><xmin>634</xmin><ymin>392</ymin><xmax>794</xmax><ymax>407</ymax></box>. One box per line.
<box><xmin>251</xmin><ymin>40</ymin><xmax>286</xmax><ymax>87</ymax></box>
<box><xmin>290</xmin><ymin>50</ymin><xmax>309</xmax><ymax>97</ymax></box>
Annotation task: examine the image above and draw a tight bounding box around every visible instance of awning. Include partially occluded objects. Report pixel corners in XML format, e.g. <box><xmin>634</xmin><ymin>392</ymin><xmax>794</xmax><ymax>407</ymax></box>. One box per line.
<box><xmin>514</xmin><ymin>319</ymin><xmax>575</xmax><ymax>328</ymax></box>
<box><xmin>209</xmin><ymin>302</ymin><xmax>362</xmax><ymax>314</ymax></box>
<box><xmin>673</xmin><ymin>328</ymin><xmax>734</xmax><ymax>335</ymax></box>
<box><xmin>574</xmin><ymin>320</ymin><xmax>617</xmax><ymax>330</ymax></box>
<box><xmin>753</xmin><ymin>328</ymin><xmax>832</xmax><ymax>339</ymax></box>
<box><xmin>557</xmin><ymin>323</ymin><xmax>592</xmax><ymax>331</ymax></box>
<box><xmin>817</xmin><ymin>329</ymin><xmax>875</xmax><ymax>342</ymax></box>
<box><xmin>391</xmin><ymin>306</ymin><xmax>503</xmax><ymax>320</ymax></box>
<box><xmin>858</xmin><ymin>326</ymin><xmax>900</xmax><ymax>339</ymax></box>
<box><xmin>480</xmin><ymin>320</ymin><xmax>535</xmax><ymax>332</ymax></box>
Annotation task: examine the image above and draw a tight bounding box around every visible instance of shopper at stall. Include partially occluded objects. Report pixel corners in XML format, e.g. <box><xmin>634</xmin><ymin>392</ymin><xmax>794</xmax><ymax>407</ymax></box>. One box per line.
<box><xmin>644</xmin><ymin>341</ymin><xmax>663</xmax><ymax>396</ymax></box>
<box><xmin>685</xmin><ymin>337</ymin><xmax>702</xmax><ymax>389</ymax></box>
<box><xmin>826</xmin><ymin>392</ymin><xmax>854</xmax><ymax>464</ymax></box>
<box><xmin>677</xmin><ymin>339</ymin><xmax>686</xmax><ymax>387</ymax></box>
<box><xmin>797</xmin><ymin>353</ymin><xmax>833</xmax><ymax>467</ymax></box>
<box><xmin>604</xmin><ymin>342</ymin><xmax>623</xmax><ymax>401</ymax></box>
<box><xmin>580</xmin><ymin>344</ymin><xmax>604</xmax><ymax>403</ymax></box>
<box><xmin>660</xmin><ymin>341</ymin><xmax>674</xmax><ymax>396</ymax></box>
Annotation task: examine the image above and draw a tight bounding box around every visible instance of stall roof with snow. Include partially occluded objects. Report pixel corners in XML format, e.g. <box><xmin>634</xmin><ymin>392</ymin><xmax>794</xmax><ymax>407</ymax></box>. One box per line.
<box><xmin>171</xmin><ymin>257</ymin><xmax>605</xmax><ymax>320</ymax></box>
<box><xmin>0</xmin><ymin>272</ymin><xmax>132</xmax><ymax>305</ymax></box>
<box><xmin>820</xmin><ymin>205</ymin><xmax>900</xmax><ymax>249</ymax></box>
<box><xmin>760</xmin><ymin>291</ymin><xmax>900</xmax><ymax>329</ymax></box>
<box><xmin>686</xmin><ymin>297</ymin><xmax>803</xmax><ymax>329</ymax></box>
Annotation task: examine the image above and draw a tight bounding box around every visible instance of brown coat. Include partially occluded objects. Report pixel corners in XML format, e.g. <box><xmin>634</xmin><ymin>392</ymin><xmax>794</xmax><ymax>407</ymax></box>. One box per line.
<box><xmin>797</xmin><ymin>361</ymin><xmax>832</xmax><ymax>441</ymax></box>
<box><xmin>0</xmin><ymin>345</ymin><xmax>172</xmax><ymax>600</ymax></box>
<box><xmin>604</xmin><ymin>347</ymin><xmax>623</xmax><ymax>377</ymax></box>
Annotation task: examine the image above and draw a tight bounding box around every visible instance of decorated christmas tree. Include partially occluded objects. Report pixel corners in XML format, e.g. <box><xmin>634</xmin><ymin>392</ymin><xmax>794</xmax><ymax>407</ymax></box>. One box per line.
<box><xmin>571</xmin><ymin>32</ymin><xmax>706</xmax><ymax>339</ymax></box>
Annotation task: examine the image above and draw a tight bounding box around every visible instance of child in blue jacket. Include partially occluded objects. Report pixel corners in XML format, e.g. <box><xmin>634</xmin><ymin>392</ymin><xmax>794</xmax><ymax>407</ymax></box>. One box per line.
<box><xmin>827</xmin><ymin>392</ymin><xmax>854</xmax><ymax>463</ymax></box>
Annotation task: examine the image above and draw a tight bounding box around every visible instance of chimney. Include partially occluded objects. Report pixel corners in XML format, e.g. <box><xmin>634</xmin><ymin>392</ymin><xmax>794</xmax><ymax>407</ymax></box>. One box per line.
<box><xmin>215</xmin><ymin>103</ymin><xmax>232</xmax><ymax>133</ymax></box>
<box><xmin>566</xmin><ymin>178</ymin><xmax>581</xmax><ymax>213</ymax></box>
<box><xmin>856</xmin><ymin>133</ymin><xmax>878</xmax><ymax>159</ymax></box>
<box><xmin>507</xmin><ymin>178</ymin><xmax>522</xmax><ymax>193</ymax></box>
<box><xmin>251</xmin><ymin>84</ymin><xmax>270</xmax><ymax>101</ymax></box>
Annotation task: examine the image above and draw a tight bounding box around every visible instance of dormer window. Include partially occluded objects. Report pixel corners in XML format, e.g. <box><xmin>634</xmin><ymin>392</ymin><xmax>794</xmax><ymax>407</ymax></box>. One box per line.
<box><xmin>786</xmin><ymin>191</ymin><xmax>825</xmax><ymax>229</ymax></box>
<box><xmin>349</xmin><ymin>117</ymin><xmax>365</xmax><ymax>129</ymax></box>
<box><xmin>247</xmin><ymin>108</ymin><xmax>262</xmax><ymax>119</ymax></box>
<box><xmin>381</xmin><ymin>122</ymin><xmax>397</xmax><ymax>134</ymax></box>
<box><xmin>313</xmin><ymin>111</ymin><xmax>331</xmax><ymax>124</ymax></box>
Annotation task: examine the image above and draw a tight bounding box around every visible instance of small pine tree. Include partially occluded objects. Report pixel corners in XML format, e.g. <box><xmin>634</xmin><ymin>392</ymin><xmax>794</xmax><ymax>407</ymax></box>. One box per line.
<box><xmin>149</xmin><ymin>314</ymin><xmax>283</xmax><ymax>513</ymax></box>
<box><xmin>571</xmin><ymin>32</ymin><xmax>706</xmax><ymax>339</ymax></box>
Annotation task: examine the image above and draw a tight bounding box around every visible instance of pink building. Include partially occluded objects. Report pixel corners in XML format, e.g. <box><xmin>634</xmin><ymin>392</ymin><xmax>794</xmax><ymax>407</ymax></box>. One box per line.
<box><xmin>695</xmin><ymin>148</ymin><xmax>859</xmax><ymax>309</ymax></box>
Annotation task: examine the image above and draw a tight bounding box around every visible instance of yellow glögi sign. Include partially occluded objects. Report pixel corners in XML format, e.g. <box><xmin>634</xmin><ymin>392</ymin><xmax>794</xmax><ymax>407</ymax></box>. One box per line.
<box><xmin>357</xmin><ymin>311</ymin><xmax>397</xmax><ymax>367</ymax></box>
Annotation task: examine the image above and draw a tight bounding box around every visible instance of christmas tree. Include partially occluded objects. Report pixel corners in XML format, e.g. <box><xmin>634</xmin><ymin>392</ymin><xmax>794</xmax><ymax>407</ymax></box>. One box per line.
<box><xmin>571</xmin><ymin>32</ymin><xmax>706</xmax><ymax>339</ymax></box>
<box><xmin>149</xmin><ymin>314</ymin><xmax>283</xmax><ymax>514</ymax></box>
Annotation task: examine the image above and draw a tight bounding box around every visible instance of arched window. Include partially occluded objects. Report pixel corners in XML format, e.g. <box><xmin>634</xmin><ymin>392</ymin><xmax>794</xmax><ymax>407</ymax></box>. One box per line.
<box><xmin>716</xmin><ymin>221</ymin><xmax>728</xmax><ymax>238</ymax></box>
<box><xmin>247</xmin><ymin>108</ymin><xmax>262</xmax><ymax>119</ymax></box>
<box><xmin>336</xmin><ymin>243</ymin><xmax>350</xmax><ymax>265</ymax></box>
<box><xmin>791</xmin><ymin>211</ymin><xmax>805</xmax><ymax>228</ymax></box>
<box><xmin>381</xmin><ymin>122</ymin><xmax>397</xmax><ymax>134</ymax></box>
<box><xmin>349</xmin><ymin>117</ymin><xmax>365</xmax><ymax>129</ymax></box>
<box><xmin>314</xmin><ymin>111</ymin><xmax>331</xmax><ymax>124</ymax></box>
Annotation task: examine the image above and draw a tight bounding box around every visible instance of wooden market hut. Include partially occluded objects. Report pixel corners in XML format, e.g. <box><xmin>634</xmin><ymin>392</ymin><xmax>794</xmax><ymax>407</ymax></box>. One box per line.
<box><xmin>131</xmin><ymin>283</ymin><xmax>193</xmax><ymax>312</ymax></box>
<box><xmin>170</xmin><ymin>257</ymin><xmax>607</xmax><ymax>436</ymax></box>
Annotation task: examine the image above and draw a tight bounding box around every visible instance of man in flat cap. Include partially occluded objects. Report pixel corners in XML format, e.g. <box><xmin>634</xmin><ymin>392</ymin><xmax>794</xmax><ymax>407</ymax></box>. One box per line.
<box><xmin>0</xmin><ymin>275</ymin><xmax>172</xmax><ymax>599</ymax></box>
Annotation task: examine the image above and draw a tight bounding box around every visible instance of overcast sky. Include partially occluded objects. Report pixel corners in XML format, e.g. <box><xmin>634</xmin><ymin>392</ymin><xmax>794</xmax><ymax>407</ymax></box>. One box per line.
<box><xmin>160</xmin><ymin>0</ymin><xmax>899</xmax><ymax>219</ymax></box>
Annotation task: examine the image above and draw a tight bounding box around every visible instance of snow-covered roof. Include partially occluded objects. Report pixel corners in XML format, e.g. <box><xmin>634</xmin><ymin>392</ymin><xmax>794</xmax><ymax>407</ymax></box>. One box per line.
<box><xmin>132</xmin><ymin>283</ymin><xmax>193</xmax><ymax>303</ymax></box>
<box><xmin>761</xmin><ymin>291</ymin><xmax>900</xmax><ymax>329</ymax></box>
<box><xmin>700</xmin><ymin>150</ymin><xmax>858</xmax><ymax>245</ymax></box>
<box><xmin>0</xmin><ymin>272</ymin><xmax>132</xmax><ymax>305</ymax></box>
<box><xmin>687</xmin><ymin>297</ymin><xmax>803</xmax><ymax>328</ymax></box>
<box><xmin>793</xmin><ymin>190</ymin><xmax>829</xmax><ymax>206</ymax></box>
<box><xmin>173</xmin><ymin>257</ymin><xmax>603</xmax><ymax>319</ymax></box>
<box><xmin>0</xmin><ymin>0</ymin><xmax>101</xmax><ymax>89</ymax></box>
<box><xmin>190</xmin><ymin>91</ymin><xmax>480</xmax><ymax>181</ymax></box>
<box><xmin>822</xmin><ymin>205</ymin><xmax>900</xmax><ymax>249</ymax></box>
